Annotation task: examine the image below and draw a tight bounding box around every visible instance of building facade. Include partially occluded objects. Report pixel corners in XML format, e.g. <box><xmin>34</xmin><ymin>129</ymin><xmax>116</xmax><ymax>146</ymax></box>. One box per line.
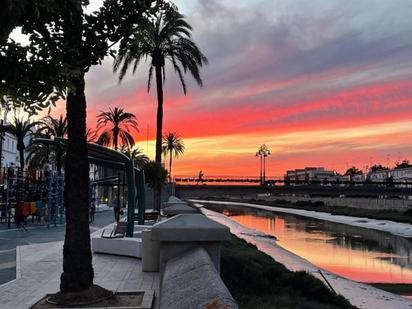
<box><xmin>285</xmin><ymin>167</ymin><xmax>336</xmax><ymax>183</ymax></box>
<box><xmin>1</xmin><ymin>131</ymin><xmax>19</xmax><ymax>167</ymax></box>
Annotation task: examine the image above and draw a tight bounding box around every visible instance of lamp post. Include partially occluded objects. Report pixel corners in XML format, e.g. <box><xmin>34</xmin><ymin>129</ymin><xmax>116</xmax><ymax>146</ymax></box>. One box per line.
<box><xmin>256</xmin><ymin>144</ymin><xmax>270</xmax><ymax>185</ymax></box>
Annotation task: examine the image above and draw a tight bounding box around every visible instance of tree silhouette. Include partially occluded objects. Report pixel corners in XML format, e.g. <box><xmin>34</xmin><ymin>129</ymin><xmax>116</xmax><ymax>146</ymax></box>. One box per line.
<box><xmin>86</xmin><ymin>128</ymin><xmax>98</xmax><ymax>144</ymax></box>
<box><xmin>96</xmin><ymin>107</ymin><xmax>138</xmax><ymax>150</ymax></box>
<box><xmin>40</xmin><ymin>114</ymin><xmax>67</xmax><ymax>173</ymax></box>
<box><xmin>144</xmin><ymin>161</ymin><xmax>167</xmax><ymax>211</ymax></box>
<box><xmin>395</xmin><ymin>160</ymin><xmax>412</xmax><ymax>169</ymax></box>
<box><xmin>27</xmin><ymin>114</ymin><xmax>67</xmax><ymax>173</ymax></box>
<box><xmin>162</xmin><ymin>132</ymin><xmax>185</xmax><ymax>182</ymax></box>
<box><xmin>113</xmin><ymin>8</ymin><xmax>208</xmax><ymax>164</ymax></box>
<box><xmin>5</xmin><ymin>117</ymin><xmax>38</xmax><ymax>169</ymax></box>
<box><xmin>1</xmin><ymin>0</ymin><xmax>158</xmax><ymax>301</ymax></box>
<box><xmin>344</xmin><ymin>166</ymin><xmax>362</xmax><ymax>176</ymax></box>
<box><xmin>120</xmin><ymin>145</ymin><xmax>149</xmax><ymax>169</ymax></box>
<box><xmin>370</xmin><ymin>164</ymin><xmax>388</xmax><ymax>172</ymax></box>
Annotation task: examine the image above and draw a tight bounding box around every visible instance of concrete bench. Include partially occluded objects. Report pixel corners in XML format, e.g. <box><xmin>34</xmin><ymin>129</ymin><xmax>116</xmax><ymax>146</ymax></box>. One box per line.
<box><xmin>92</xmin><ymin>236</ymin><xmax>142</xmax><ymax>258</ymax></box>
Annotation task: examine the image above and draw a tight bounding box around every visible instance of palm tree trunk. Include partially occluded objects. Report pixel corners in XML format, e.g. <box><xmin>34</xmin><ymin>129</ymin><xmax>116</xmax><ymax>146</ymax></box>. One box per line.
<box><xmin>56</xmin><ymin>147</ymin><xmax>62</xmax><ymax>175</ymax></box>
<box><xmin>169</xmin><ymin>149</ymin><xmax>172</xmax><ymax>182</ymax></box>
<box><xmin>60</xmin><ymin>72</ymin><xmax>93</xmax><ymax>293</ymax></box>
<box><xmin>155</xmin><ymin>65</ymin><xmax>163</xmax><ymax>164</ymax></box>
<box><xmin>60</xmin><ymin>0</ymin><xmax>93</xmax><ymax>293</ymax></box>
<box><xmin>113</xmin><ymin>130</ymin><xmax>118</xmax><ymax>151</ymax></box>
<box><xmin>18</xmin><ymin>146</ymin><xmax>24</xmax><ymax>169</ymax></box>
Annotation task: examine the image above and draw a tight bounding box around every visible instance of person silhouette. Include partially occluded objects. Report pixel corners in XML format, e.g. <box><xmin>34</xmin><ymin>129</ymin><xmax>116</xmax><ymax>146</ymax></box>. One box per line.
<box><xmin>197</xmin><ymin>170</ymin><xmax>204</xmax><ymax>185</ymax></box>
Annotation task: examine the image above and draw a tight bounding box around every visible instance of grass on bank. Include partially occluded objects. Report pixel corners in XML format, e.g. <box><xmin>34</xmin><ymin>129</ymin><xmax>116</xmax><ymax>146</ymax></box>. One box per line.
<box><xmin>207</xmin><ymin>196</ymin><xmax>412</xmax><ymax>225</ymax></box>
<box><xmin>220</xmin><ymin>235</ymin><xmax>357</xmax><ymax>309</ymax></box>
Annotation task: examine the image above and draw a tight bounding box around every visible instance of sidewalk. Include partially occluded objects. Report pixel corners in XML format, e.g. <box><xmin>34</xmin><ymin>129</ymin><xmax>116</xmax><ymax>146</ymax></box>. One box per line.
<box><xmin>0</xmin><ymin>231</ymin><xmax>159</xmax><ymax>308</ymax></box>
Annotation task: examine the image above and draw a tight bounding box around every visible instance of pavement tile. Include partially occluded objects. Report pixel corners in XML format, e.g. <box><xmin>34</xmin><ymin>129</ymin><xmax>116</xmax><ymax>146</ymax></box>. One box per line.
<box><xmin>0</xmin><ymin>238</ymin><xmax>159</xmax><ymax>309</ymax></box>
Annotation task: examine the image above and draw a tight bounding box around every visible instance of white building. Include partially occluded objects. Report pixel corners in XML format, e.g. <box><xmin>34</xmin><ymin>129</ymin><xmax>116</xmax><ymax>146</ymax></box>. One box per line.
<box><xmin>368</xmin><ymin>169</ymin><xmax>390</xmax><ymax>183</ymax></box>
<box><xmin>351</xmin><ymin>173</ymin><xmax>366</xmax><ymax>182</ymax></box>
<box><xmin>0</xmin><ymin>104</ymin><xmax>32</xmax><ymax>168</ymax></box>
<box><xmin>391</xmin><ymin>167</ymin><xmax>412</xmax><ymax>187</ymax></box>
<box><xmin>285</xmin><ymin>167</ymin><xmax>336</xmax><ymax>183</ymax></box>
<box><xmin>1</xmin><ymin>131</ymin><xmax>19</xmax><ymax>167</ymax></box>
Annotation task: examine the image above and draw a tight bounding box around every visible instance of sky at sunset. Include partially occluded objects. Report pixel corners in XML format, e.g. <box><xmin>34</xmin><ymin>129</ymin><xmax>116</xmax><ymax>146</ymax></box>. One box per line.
<box><xmin>50</xmin><ymin>0</ymin><xmax>412</xmax><ymax>177</ymax></box>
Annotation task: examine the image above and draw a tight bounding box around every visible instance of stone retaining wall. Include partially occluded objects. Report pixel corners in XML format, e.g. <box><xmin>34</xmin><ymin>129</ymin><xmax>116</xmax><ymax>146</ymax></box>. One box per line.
<box><xmin>270</xmin><ymin>196</ymin><xmax>412</xmax><ymax>211</ymax></box>
<box><xmin>159</xmin><ymin>247</ymin><xmax>238</xmax><ymax>309</ymax></box>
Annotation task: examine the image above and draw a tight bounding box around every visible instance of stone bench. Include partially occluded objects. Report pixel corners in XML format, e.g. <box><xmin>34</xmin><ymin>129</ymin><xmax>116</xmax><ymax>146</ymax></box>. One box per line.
<box><xmin>91</xmin><ymin>236</ymin><xmax>142</xmax><ymax>258</ymax></box>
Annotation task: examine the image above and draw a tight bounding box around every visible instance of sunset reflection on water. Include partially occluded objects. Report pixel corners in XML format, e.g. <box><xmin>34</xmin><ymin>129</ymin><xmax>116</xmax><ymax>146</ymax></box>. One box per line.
<box><xmin>226</xmin><ymin>211</ymin><xmax>412</xmax><ymax>284</ymax></box>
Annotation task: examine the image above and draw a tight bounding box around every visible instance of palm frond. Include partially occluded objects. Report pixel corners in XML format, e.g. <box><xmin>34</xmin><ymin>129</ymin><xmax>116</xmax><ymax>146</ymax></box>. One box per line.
<box><xmin>113</xmin><ymin>8</ymin><xmax>208</xmax><ymax>94</ymax></box>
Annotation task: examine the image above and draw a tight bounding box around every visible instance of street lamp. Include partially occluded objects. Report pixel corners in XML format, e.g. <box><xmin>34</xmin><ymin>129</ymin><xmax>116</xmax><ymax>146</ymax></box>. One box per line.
<box><xmin>256</xmin><ymin>144</ymin><xmax>270</xmax><ymax>185</ymax></box>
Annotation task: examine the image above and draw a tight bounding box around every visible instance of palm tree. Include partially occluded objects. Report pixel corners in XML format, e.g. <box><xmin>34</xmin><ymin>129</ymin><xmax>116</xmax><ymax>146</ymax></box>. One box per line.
<box><xmin>113</xmin><ymin>10</ymin><xmax>208</xmax><ymax>164</ymax></box>
<box><xmin>162</xmin><ymin>132</ymin><xmax>185</xmax><ymax>182</ymax></box>
<box><xmin>86</xmin><ymin>128</ymin><xmax>98</xmax><ymax>143</ymax></box>
<box><xmin>96</xmin><ymin>107</ymin><xmax>138</xmax><ymax>151</ymax></box>
<box><xmin>120</xmin><ymin>145</ymin><xmax>150</xmax><ymax>169</ymax></box>
<box><xmin>39</xmin><ymin>114</ymin><xmax>67</xmax><ymax>174</ymax></box>
<box><xmin>26</xmin><ymin>114</ymin><xmax>68</xmax><ymax>173</ymax></box>
<box><xmin>5</xmin><ymin>117</ymin><xmax>38</xmax><ymax>169</ymax></box>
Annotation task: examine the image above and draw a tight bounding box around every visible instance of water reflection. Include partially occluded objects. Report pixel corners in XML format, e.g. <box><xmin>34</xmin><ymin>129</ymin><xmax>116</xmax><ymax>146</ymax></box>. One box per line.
<box><xmin>220</xmin><ymin>206</ymin><xmax>412</xmax><ymax>284</ymax></box>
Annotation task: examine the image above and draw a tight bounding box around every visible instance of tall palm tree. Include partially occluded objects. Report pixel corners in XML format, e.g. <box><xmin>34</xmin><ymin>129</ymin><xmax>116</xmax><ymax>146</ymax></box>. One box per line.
<box><xmin>120</xmin><ymin>145</ymin><xmax>150</xmax><ymax>169</ymax></box>
<box><xmin>96</xmin><ymin>107</ymin><xmax>138</xmax><ymax>151</ymax></box>
<box><xmin>5</xmin><ymin>117</ymin><xmax>38</xmax><ymax>169</ymax></box>
<box><xmin>113</xmin><ymin>10</ymin><xmax>208</xmax><ymax>164</ymax></box>
<box><xmin>162</xmin><ymin>132</ymin><xmax>185</xmax><ymax>182</ymax></box>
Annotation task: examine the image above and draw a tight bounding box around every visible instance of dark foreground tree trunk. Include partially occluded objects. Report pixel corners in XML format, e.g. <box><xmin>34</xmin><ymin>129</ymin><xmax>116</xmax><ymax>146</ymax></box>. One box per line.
<box><xmin>18</xmin><ymin>146</ymin><xmax>24</xmax><ymax>169</ymax></box>
<box><xmin>60</xmin><ymin>72</ymin><xmax>93</xmax><ymax>293</ymax></box>
<box><xmin>155</xmin><ymin>65</ymin><xmax>163</xmax><ymax>164</ymax></box>
<box><xmin>59</xmin><ymin>0</ymin><xmax>93</xmax><ymax>294</ymax></box>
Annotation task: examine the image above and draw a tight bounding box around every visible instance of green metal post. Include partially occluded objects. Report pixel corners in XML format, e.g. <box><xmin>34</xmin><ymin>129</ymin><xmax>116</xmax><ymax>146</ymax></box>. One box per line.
<box><xmin>135</xmin><ymin>169</ymin><xmax>146</xmax><ymax>225</ymax></box>
<box><xmin>126</xmin><ymin>160</ymin><xmax>136</xmax><ymax>237</ymax></box>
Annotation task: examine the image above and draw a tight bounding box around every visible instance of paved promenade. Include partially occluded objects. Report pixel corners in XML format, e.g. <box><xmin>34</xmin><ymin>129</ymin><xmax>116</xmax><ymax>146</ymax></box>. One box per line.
<box><xmin>0</xmin><ymin>227</ymin><xmax>159</xmax><ymax>308</ymax></box>
<box><xmin>0</xmin><ymin>210</ymin><xmax>115</xmax><ymax>285</ymax></box>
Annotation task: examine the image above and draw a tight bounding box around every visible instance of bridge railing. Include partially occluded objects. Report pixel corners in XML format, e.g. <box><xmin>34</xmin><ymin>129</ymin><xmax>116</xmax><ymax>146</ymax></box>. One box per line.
<box><xmin>174</xmin><ymin>177</ymin><xmax>412</xmax><ymax>188</ymax></box>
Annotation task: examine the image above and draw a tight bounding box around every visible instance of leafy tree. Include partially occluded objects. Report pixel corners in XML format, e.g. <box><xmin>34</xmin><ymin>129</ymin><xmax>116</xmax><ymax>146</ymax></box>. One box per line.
<box><xmin>370</xmin><ymin>164</ymin><xmax>388</xmax><ymax>172</ymax></box>
<box><xmin>4</xmin><ymin>117</ymin><xmax>38</xmax><ymax>169</ymax></box>
<box><xmin>395</xmin><ymin>160</ymin><xmax>412</xmax><ymax>169</ymax></box>
<box><xmin>144</xmin><ymin>161</ymin><xmax>167</xmax><ymax>211</ymax></box>
<box><xmin>344</xmin><ymin>166</ymin><xmax>362</xmax><ymax>176</ymax></box>
<box><xmin>1</xmin><ymin>0</ymin><xmax>160</xmax><ymax>301</ymax></box>
<box><xmin>96</xmin><ymin>107</ymin><xmax>138</xmax><ymax>150</ymax></box>
<box><xmin>162</xmin><ymin>132</ymin><xmax>185</xmax><ymax>182</ymax></box>
<box><xmin>113</xmin><ymin>9</ymin><xmax>208</xmax><ymax>164</ymax></box>
<box><xmin>120</xmin><ymin>145</ymin><xmax>149</xmax><ymax>169</ymax></box>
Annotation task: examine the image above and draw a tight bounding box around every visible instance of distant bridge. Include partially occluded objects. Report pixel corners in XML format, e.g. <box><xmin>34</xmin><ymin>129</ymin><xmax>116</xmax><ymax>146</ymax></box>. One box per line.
<box><xmin>174</xmin><ymin>177</ymin><xmax>412</xmax><ymax>186</ymax></box>
<box><xmin>175</xmin><ymin>184</ymin><xmax>412</xmax><ymax>199</ymax></box>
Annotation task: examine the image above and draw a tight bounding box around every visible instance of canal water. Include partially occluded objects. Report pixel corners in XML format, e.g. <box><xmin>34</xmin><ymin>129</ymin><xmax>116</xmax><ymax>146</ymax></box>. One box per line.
<box><xmin>208</xmin><ymin>204</ymin><xmax>412</xmax><ymax>289</ymax></box>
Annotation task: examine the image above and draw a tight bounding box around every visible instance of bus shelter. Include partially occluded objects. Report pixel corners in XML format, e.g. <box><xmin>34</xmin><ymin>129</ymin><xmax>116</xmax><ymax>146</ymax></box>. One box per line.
<box><xmin>32</xmin><ymin>138</ymin><xmax>145</xmax><ymax>237</ymax></box>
